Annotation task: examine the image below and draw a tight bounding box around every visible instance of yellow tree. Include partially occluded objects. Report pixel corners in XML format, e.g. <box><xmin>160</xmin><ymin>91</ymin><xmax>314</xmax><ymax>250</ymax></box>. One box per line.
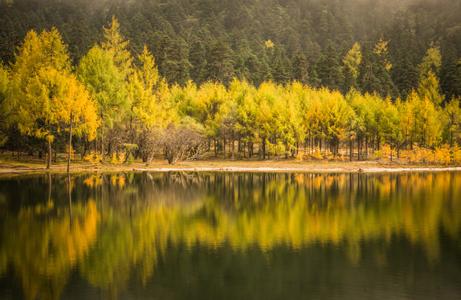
<box><xmin>253</xmin><ymin>82</ymin><xmax>278</xmax><ymax>159</ymax></box>
<box><xmin>418</xmin><ymin>46</ymin><xmax>444</xmax><ymax>106</ymax></box>
<box><xmin>23</xmin><ymin>67</ymin><xmax>98</xmax><ymax>171</ymax></box>
<box><xmin>102</xmin><ymin>16</ymin><xmax>133</xmax><ymax>80</ymax></box>
<box><xmin>301</xmin><ymin>86</ymin><xmax>323</xmax><ymax>152</ymax></box>
<box><xmin>56</xmin><ymin>73</ymin><xmax>99</xmax><ymax>172</ymax></box>
<box><xmin>444</xmin><ymin>98</ymin><xmax>461</xmax><ymax>147</ymax></box>
<box><xmin>78</xmin><ymin>17</ymin><xmax>133</xmax><ymax>158</ymax></box>
<box><xmin>78</xmin><ymin>46</ymin><xmax>128</xmax><ymax>157</ymax></box>
<box><xmin>129</xmin><ymin>45</ymin><xmax>161</xmax><ymax>129</ymax></box>
<box><xmin>0</xmin><ymin>63</ymin><xmax>9</xmax><ymax>145</ymax></box>
<box><xmin>407</xmin><ymin>91</ymin><xmax>442</xmax><ymax>147</ymax></box>
<box><xmin>343</xmin><ymin>42</ymin><xmax>362</xmax><ymax>91</ymax></box>
<box><xmin>396</xmin><ymin>98</ymin><xmax>415</xmax><ymax>150</ymax></box>
<box><xmin>5</xmin><ymin>28</ymin><xmax>72</xmax><ymax>168</ymax></box>
<box><xmin>228</xmin><ymin>79</ymin><xmax>258</xmax><ymax>158</ymax></box>
<box><xmin>128</xmin><ymin>45</ymin><xmax>174</xmax><ymax>162</ymax></box>
<box><xmin>315</xmin><ymin>89</ymin><xmax>354</xmax><ymax>156</ymax></box>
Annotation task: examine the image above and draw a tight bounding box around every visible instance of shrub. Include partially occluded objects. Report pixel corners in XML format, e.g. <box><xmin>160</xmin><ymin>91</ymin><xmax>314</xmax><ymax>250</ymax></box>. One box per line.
<box><xmin>110</xmin><ymin>152</ymin><xmax>126</xmax><ymax>165</ymax></box>
<box><xmin>406</xmin><ymin>146</ymin><xmax>433</xmax><ymax>164</ymax></box>
<box><xmin>295</xmin><ymin>151</ymin><xmax>304</xmax><ymax>161</ymax></box>
<box><xmin>434</xmin><ymin>145</ymin><xmax>451</xmax><ymax>165</ymax></box>
<box><xmin>310</xmin><ymin>148</ymin><xmax>323</xmax><ymax>160</ymax></box>
<box><xmin>83</xmin><ymin>151</ymin><xmax>102</xmax><ymax>164</ymax></box>
<box><xmin>453</xmin><ymin>145</ymin><xmax>461</xmax><ymax>165</ymax></box>
<box><xmin>162</xmin><ymin>118</ymin><xmax>207</xmax><ymax>164</ymax></box>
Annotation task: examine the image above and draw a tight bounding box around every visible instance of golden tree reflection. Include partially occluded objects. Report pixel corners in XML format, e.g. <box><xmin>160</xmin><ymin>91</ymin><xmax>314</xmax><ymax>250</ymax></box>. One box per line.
<box><xmin>1</xmin><ymin>172</ymin><xmax>460</xmax><ymax>299</ymax></box>
<box><xmin>75</xmin><ymin>172</ymin><xmax>461</xmax><ymax>293</ymax></box>
<box><xmin>0</xmin><ymin>197</ymin><xmax>98</xmax><ymax>300</ymax></box>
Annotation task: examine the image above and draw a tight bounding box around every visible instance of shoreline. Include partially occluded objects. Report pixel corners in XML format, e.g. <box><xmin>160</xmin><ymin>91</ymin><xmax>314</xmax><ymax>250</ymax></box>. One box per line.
<box><xmin>134</xmin><ymin>166</ymin><xmax>461</xmax><ymax>173</ymax></box>
<box><xmin>1</xmin><ymin>159</ymin><xmax>461</xmax><ymax>175</ymax></box>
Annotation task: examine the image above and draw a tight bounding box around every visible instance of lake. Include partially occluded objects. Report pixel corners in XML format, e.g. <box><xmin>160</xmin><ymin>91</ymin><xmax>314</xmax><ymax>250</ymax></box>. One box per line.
<box><xmin>0</xmin><ymin>172</ymin><xmax>460</xmax><ymax>300</ymax></box>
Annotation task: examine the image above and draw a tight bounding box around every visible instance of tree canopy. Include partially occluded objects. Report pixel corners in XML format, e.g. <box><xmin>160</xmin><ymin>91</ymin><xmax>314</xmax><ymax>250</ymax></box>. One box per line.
<box><xmin>0</xmin><ymin>0</ymin><xmax>460</xmax><ymax>99</ymax></box>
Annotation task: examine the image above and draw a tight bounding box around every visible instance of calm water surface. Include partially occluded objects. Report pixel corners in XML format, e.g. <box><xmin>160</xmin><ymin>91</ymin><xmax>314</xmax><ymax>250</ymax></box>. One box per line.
<box><xmin>0</xmin><ymin>172</ymin><xmax>460</xmax><ymax>300</ymax></box>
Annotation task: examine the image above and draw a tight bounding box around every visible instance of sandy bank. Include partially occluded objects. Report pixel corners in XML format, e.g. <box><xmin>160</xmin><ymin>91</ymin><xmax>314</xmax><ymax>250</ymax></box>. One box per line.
<box><xmin>1</xmin><ymin>159</ymin><xmax>461</xmax><ymax>175</ymax></box>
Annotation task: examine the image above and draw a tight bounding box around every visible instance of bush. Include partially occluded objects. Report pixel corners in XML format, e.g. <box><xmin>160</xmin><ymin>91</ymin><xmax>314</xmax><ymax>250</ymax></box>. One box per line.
<box><xmin>434</xmin><ymin>145</ymin><xmax>451</xmax><ymax>165</ymax></box>
<box><xmin>453</xmin><ymin>145</ymin><xmax>461</xmax><ymax>165</ymax></box>
<box><xmin>295</xmin><ymin>151</ymin><xmax>304</xmax><ymax>161</ymax></box>
<box><xmin>83</xmin><ymin>151</ymin><xmax>102</xmax><ymax>164</ymax></box>
<box><xmin>375</xmin><ymin>144</ymin><xmax>393</xmax><ymax>161</ymax></box>
<box><xmin>138</xmin><ymin>128</ymin><xmax>163</xmax><ymax>163</ymax></box>
<box><xmin>162</xmin><ymin>118</ymin><xmax>207</xmax><ymax>164</ymax></box>
<box><xmin>310</xmin><ymin>148</ymin><xmax>323</xmax><ymax>160</ymax></box>
<box><xmin>404</xmin><ymin>146</ymin><xmax>433</xmax><ymax>164</ymax></box>
<box><xmin>110</xmin><ymin>152</ymin><xmax>126</xmax><ymax>164</ymax></box>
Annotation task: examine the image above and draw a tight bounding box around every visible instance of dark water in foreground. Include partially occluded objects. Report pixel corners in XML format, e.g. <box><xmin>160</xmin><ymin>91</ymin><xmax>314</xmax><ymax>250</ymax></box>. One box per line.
<box><xmin>0</xmin><ymin>172</ymin><xmax>460</xmax><ymax>300</ymax></box>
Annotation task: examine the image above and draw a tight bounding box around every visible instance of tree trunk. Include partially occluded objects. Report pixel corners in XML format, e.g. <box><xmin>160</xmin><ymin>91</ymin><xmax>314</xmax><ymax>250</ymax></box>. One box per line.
<box><xmin>54</xmin><ymin>143</ymin><xmax>58</xmax><ymax>162</ymax></box>
<box><xmin>101</xmin><ymin>128</ymin><xmax>105</xmax><ymax>159</ymax></box>
<box><xmin>349</xmin><ymin>138</ymin><xmax>353</xmax><ymax>161</ymax></box>
<box><xmin>67</xmin><ymin>174</ymin><xmax>73</xmax><ymax>223</ymax></box>
<box><xmin>100</xmin><ymin>114</ymin><xmax>105</xmax><ymax>160</ymax></box>
<box><xmin>261</xmin><ymin>138</ymin><xmax>266</xmax><ymax>160</ymax></box>
<box><xmin>47</xmin><ymin>138</ymin><xmax>52</xmax><ymax>169</ymax></box>
<box><xmin>223</xmin><ymin>138</ymin><xmax>226</xmax><ymax>158</ymax></box>
<box><xmin>231</xmin><ymin>139</ymin><xmax>235</xmax><ymax>160</ymax></box>
<box><xmin>67</xmin><ymin>118</ymin><xmax>73</xmax><ymax>174</ymax></box>
<box><xmin>81</xmin><ymin>141</ymin><xmax>88</xmax><ymax>160</ymax></box>
<box><xmin>48</xmin><ymin>173</ymin><xmax>52</xmax><ymax>202</ymax></box>
<box><xmin>285</xmin><ymin>141</ymin><xmax>289</xmax><ymax>159</ymax></box>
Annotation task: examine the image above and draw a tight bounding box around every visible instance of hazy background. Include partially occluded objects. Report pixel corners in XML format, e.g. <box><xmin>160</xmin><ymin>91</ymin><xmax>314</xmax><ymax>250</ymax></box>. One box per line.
<box><xmin>1</xmin><ymin>0</ymin><xmax>460</xmax><ymax>98</ymax></box>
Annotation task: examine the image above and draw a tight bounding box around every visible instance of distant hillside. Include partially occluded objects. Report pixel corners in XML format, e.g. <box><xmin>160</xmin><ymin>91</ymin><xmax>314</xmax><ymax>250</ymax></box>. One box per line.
<box><xmin>1</xmin><ymin>0</ymin><xmax>460</xmax><ymax>98</ymax></box>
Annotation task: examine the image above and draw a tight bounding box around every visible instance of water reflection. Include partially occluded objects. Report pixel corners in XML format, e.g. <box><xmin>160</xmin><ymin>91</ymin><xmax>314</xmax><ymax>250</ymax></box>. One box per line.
<box><xmin>0</xmin><ymin>172</ymin><xmax>460</xmax><ymax>299</ymax></box>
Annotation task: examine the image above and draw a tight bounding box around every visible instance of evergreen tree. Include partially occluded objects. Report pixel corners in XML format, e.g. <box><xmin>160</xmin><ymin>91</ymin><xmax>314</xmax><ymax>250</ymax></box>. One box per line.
<box><xmin>189</xmin><ymin>39</ymin><xmax>207</xmax><ymax>85</ymax></box>
<box><xmin>157</xmin><ymin>34</ymin><xmax>191</xmax><ymax>85</ymax></box>
<box><xmin>441</xmin><ymin>54</ymin><xmax>461</xmax><ymax>100</ymax></box>
<box><xmin>392</xmin><ymin>54</ymin><xmax>419</xmax><ymax>99</ymax></box>
<box><xmin>317</xmin><ymin>43</ymin><xmax>343</xmax><ymax>91</ymax></box>
<box><xmin>359</xmin><ymin>49</ymin><xmax>382</xmax><ymax>95</ymax></box>
<box><xmin>292</xmin><ymin>52</ymin><xmax>309</xmax><ymax>84</ymax></box>
<box><xmin>206</xmin><ymin>41</ymin><xmax>234</xmax><ymax>85</ymax></box>
<box><xmin>271</xmin><ymin>48</ymin><xmax>291</xmax><ymax>84</ymax></box>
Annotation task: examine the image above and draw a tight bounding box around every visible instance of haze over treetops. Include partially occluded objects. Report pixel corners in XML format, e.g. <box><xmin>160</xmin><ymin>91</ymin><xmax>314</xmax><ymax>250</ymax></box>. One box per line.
<box><xmin>1</xmin><ymin>0</ymin><xmax>460</xmax><ymax>98</ymax></box>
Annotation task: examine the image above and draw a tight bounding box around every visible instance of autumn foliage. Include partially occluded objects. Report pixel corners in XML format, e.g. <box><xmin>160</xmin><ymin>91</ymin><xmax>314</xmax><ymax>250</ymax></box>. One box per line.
<box><xmin>0</xmin><ymin>18</ymin><xmax>461</xmax><ymax>166</ymax></box>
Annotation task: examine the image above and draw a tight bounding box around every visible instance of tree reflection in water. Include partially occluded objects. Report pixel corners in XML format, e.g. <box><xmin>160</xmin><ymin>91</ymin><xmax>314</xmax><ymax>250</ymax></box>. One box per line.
<box><xmin>0</xmin><ymin>172</ymin><xmax>460</xmax><ymax>299</ymax></box>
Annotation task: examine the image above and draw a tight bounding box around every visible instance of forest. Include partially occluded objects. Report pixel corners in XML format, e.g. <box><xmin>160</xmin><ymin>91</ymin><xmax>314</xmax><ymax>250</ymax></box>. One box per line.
<box><xmin>0</xmin><ymin>0</ymin><xmax>461</xmax><ymax>167</ymax></box>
